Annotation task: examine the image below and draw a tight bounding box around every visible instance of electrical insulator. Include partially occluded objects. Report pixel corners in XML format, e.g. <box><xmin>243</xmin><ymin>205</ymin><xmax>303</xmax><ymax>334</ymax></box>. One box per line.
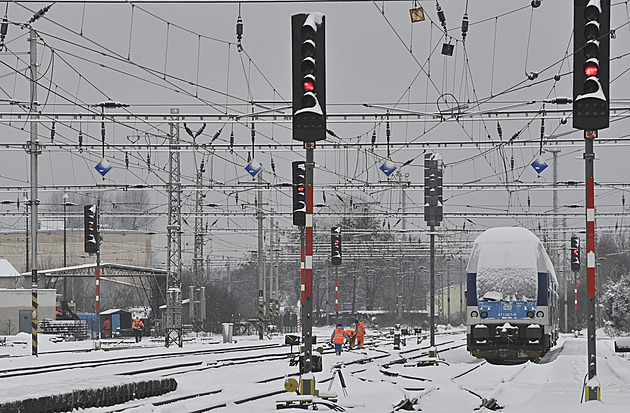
<box><xmin>50</xmin><ymin>122</ymin><xmax>55</xmax><ymax>141</ymax></box>
<box><xmin>211</xmin><ymin>127</ymin><xmax>222</xmax><ymax>144</ymax></box>
<box><xmin>229</xmin><ymin>130</ymin><xmax>234</xmax><ymax>153</ymax></box>
<box><xmin>461</xmin><ymin>13</ymin><xmax>469</xmax><ymax>42</ymax></box>
<box><xmin>236</xmin><ymin>16</ymin><xmax>243</xmax><ymax>50</ymax></box>
<box><xmin>0</xmin><ymin>17</ymin><xmax>8</xmax><ymax>48</ymax></box>
<box><xmin>436</xmin><ymin>2</ymin><xmax>447</xmax><ymax>32</ymax></box>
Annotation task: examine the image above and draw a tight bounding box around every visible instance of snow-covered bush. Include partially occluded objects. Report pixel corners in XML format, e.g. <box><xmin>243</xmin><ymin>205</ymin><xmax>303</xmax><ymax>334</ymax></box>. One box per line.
<box><xmin>602</xmin><ymin>273</ymin><xmax>630</xmax><ymax>331</ymax></box>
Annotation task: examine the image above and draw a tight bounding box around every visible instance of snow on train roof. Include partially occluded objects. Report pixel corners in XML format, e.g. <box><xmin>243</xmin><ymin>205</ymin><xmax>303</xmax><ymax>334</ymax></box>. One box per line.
<box><xmin>466</xmin><ymin>227</ymin><xmax>553</xmax><ymax>271</ymax></box>
<box><xmin>466</xmin><ymin>227</ymin><xmax>556</xmax><ymax>301</ymax></box>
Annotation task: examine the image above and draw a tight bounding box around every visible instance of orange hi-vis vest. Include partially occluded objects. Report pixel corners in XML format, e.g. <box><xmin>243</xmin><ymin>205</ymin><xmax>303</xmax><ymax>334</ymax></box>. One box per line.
<box><xmin>333</xmin><ymin>328</ymin><xmax>345</xmax><ymax>343</ymax></box>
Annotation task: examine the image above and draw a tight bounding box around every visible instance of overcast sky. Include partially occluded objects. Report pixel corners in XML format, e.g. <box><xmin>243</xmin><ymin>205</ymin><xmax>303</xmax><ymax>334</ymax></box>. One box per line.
<box><xmin>0</xmin><ymin>0</ymin><xmax>629</xmax><ymax>269</ymax></box>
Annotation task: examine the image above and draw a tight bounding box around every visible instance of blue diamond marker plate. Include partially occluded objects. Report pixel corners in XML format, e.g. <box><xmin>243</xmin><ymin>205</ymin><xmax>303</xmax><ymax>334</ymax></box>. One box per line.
<box><xmin>95</xmin><ymin>158</ymin><xmax>112</xmax><ymax>176</ymax></box>
<box><xmin>245</xmin><ymin>159</ymin><xmax>262</xmax><ymax>177</ymax></box>
<box><xmin>531</xmin><ymin>157</ymin><xmax>548</xmax><ymax>174</ymax></box>
<box><xmin>380</xmin><ymin>160</ymin><xmax>397</xmax><ymax>176</ymax></box>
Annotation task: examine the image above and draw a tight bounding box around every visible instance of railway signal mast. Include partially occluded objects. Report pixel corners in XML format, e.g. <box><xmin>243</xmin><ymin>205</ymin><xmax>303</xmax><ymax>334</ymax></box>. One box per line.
<box><xmin>424</xmin><ymin>153</ymin><xmax>443</xmax><ymax>353</ymax></box>
<box><xmin>573</xmin><ymin>0</ymin><xmax>610</xmax><ymax>402</ymax></box>
<box><xmin>291</xmin><ymin>12</ymin><xmax>326</xmax><ymax>398</ymax></box>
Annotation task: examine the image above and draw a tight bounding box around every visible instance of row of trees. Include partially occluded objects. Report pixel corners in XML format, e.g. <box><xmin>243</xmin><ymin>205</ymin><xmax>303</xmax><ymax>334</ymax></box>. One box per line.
<box><xmin>598</xmin><ymin>231</ymin><xmax>630</xmax><ymax>332</ymax></box>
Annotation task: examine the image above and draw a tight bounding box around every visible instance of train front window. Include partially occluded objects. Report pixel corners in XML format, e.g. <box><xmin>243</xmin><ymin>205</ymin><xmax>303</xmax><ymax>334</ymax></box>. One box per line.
<box><xmin>477</xmin><ymin>267</ymin><xmax>537</xmax><ymax>302</ymax></box>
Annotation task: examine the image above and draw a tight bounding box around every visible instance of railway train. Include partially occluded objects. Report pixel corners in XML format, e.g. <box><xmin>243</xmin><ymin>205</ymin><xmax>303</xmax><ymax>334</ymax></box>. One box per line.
<box><xmin>465</xmin><ymin>227</ymin><xmax>559</xmax><ymax>363</ymax></box>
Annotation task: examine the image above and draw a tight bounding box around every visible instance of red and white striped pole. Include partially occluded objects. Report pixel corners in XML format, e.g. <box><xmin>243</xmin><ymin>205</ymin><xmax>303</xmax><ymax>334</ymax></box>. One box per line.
<box><xmin>298</xmin><ymin>142</ymin><xmax>315</xmax><ymax>395</ymax></box>
<box><xmin>584</xmin><ymin>130</ymin><xmax>599</xmax><ymax>400</ymax></box>
<box><xmin>300</xmin><ymin>236</ymin><xmax>305</xmax><ymax>306</ymax></box>
<box><xmin>574</xmin><ymin>279</ymin><xmax>578</xmax><ymax>316</ymax></box>
<box><xmin>335</xmin><ymin>272</ymin><xmax>339</xmax><ymax>319</ymax></box>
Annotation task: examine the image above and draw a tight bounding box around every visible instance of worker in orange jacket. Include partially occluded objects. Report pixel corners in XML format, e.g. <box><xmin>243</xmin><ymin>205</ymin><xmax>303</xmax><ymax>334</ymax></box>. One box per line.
<box><xmin>102</xmin><ymin>318</ymin><xmax>111</xmax><ymax>338</ymax></box>
<box><xmin>132</xmin><ymin>316</ymin><xmax>145</xmax><ymax>343</ymax></box>
<box><xmin>345</xmin><ymin>328</ymin><xmax>356</xmax><ymax>349</ymax></box>
<box><xmin>331</xmin><ymin>324</ymin><xmax>350</xmax><ymax>355</ymax></box>
<box><xmin>354</xmin><ymin>319</ymin><xmax>366</xmax><ymax>349</ymax></box>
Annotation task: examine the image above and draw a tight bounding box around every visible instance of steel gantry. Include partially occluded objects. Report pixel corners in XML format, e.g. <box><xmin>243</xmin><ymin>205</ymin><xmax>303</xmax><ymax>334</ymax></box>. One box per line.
<box><xmin>165</xmin><ymin>108</ymin><xmax>183</xmax><ymax>347</ymax></box>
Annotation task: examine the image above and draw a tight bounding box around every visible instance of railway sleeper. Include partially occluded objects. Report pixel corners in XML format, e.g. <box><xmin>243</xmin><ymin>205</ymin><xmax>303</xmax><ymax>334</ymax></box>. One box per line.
<box><xmin>0</xmin><ymin>378</ymin><xmax>178</xmax><ymax>413</ymax></box>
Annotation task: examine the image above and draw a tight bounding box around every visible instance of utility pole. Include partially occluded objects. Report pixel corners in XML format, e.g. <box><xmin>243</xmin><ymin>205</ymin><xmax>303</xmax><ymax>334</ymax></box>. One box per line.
<box><xmin>95</xmin><ymin>200</ymin><xmax>102</xmax><ymax>348</ymax></box>
<box><xmin>269</xmin><ymin>212</ymin><xmax>275</xmax><ymax>326</ymax></box>
<box><xmin>257</xmin><ymin>169</ymin><xmax>265</xmax><ymax>340</ymax></box>
<box><xmin>192</xmin><ymin>161</ymin><xmax>205</xmax><ymax>333</ymax></box>
<box><xmin>324</xmin><ymin>265</ymin><xmax>330</xmax><ymax>326</ymax></box>
<box><xmin>165</xmin><ymin>108</ymin><xmax>183</xmax><ymax>347</ymax></box>
<box><xmin>562</xmin><ymin>218</ymin><xmax>569</xmax><ymax>333</ymax></box>
<box><xmin>28</xmin><ymin>27</ymin><xmax>40</xmax><ymax>357</ymax></box>
<box><xmin>547</xmin><ymin>147</ymin><xmax>562</xmax><ymax>315</ymax></box>
<box><xmin>275</xmin><ymin>220</ymin><xmax>280</xmax><ymax>327</ymax></box>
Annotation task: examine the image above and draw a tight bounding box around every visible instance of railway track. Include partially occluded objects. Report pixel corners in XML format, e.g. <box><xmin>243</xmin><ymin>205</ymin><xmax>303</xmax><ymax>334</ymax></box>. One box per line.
<box><xmin>0</xmin><ymin>341</ymin><xmax>284</xmax><ymax>379</ymax></box>
<box><xmin>0</xmin><ymin>329</ymin><xmax>472</xmax><ymax>412</ymax></box>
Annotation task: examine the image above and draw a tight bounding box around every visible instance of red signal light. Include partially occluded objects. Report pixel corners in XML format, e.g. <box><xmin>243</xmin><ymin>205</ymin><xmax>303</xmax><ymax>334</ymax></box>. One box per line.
<box><xmin>297</xmin><ymin>185</ymin><xmax>305</xmax><ymax>192</ymax></box>
<box><xmin>584</xmin><ymin>63</ymin><xmax>598</xmax><ymax>77</ymax></box>
<box><xmin>303</xmin><ymin>81</ymin><xmax>315</xmax><ymax>91</ymax></box>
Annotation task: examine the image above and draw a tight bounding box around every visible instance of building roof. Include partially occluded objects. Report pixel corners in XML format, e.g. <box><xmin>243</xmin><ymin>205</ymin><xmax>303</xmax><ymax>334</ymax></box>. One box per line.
<box><xmin>101</xmin><ymin>309</ymin><xmax>132</xmax><ymax>315</ymax></box>
<box><xmin>0</xmin><ymin>259</ymin><xmax>20</xmax><ymax>278</ymax></box>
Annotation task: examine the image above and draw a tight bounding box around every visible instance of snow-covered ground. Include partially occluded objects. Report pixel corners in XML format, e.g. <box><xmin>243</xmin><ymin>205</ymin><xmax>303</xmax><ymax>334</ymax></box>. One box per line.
<box><xmin>1</xmin><ymin>327</ymin><xmax>629</xmax><ymax>412</ymax></box>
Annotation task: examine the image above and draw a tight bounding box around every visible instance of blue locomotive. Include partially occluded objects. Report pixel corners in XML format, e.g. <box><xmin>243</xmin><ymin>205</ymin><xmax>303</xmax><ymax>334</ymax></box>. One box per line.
<box><xmin>465</xmin><ymin>227</ymin><xmax>559</xmax><ymax>363</ymax></box>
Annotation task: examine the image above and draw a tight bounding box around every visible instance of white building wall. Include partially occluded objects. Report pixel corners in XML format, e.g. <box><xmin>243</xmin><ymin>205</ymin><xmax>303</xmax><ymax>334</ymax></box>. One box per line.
<box><xmin>0</xmin><ymin>289</ymin><xmax>57</xmax><ymax>335</ymax></box>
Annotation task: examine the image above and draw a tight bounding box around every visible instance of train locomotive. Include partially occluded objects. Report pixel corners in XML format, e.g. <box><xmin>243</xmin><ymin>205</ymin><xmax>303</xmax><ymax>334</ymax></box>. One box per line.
<box><xmin>465</xmin><ymin>227</ymin><xmax>559</xmax><ymax>363</ymax></box>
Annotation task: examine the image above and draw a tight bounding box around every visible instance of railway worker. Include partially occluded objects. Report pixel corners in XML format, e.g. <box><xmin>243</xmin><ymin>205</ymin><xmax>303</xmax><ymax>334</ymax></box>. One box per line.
<box><xmin>132</xmin><ymin>316</ymin><xmax>145</xmax><ymax>343</ymax></box>
<box><xmin>331</xmin><ymin>324</ymin><xmax>350</xmax><ymax>356</ymax></box>
<box><xmin>354</xmin><ymin>319</ymin><xmax>366</xmax><ymax>349</ymax></box>
<box><xmin>345</xmin><ymin>328</ymin><xmax>356</xmax><ymax>349</ymax></box>
<box><xmin>102</xmin><ymin>318</ymin><xmax>111</xmax><ymax>338</ymax></box>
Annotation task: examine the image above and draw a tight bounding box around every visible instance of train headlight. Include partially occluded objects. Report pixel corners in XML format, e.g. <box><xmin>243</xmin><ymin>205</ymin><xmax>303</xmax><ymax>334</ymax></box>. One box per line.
<box><xmin>471</xmin><ymin>310</ymin><xmax>479</xmax><ymax>318</ymax></box>
<box><xmin>527</xmin><ymin>311</ymin><xmax>535</xmax><ymax>318</ymax></box>
<box><xmin>480</xmin><ymin>311</ymin><xmax>488</xmax><ymax>319</ymax></box>
<box><xmin>536</xmin><ymin>310</ymin><xmax>544</xmax><ymax>318</ymax></box>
